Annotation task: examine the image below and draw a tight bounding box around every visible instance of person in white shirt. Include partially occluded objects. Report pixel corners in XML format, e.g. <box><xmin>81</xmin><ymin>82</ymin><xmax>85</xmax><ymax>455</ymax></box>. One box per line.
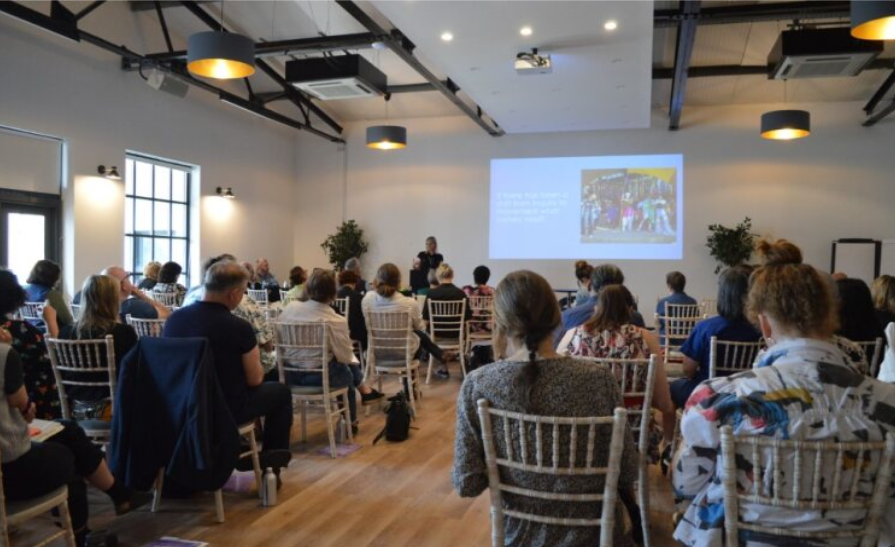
<box><xmin>279</xmin><ymin>269</ymin><xmax>383</xmax><ymax>431</ymax></box>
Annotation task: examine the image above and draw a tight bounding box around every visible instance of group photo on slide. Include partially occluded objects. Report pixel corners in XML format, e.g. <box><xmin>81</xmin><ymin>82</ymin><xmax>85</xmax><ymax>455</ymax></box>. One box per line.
<box><xmin>580</xmin><ymin>167</ymin><xmax>678</xmax><ymax>245</ymax></box>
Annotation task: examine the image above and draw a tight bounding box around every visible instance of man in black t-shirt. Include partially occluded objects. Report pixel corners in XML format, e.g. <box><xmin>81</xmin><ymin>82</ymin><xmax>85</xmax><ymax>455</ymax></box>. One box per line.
<box><xmin>164</xmin><ymin>260</ymin><xmax>292</xmax><ymax>472</ymax></box>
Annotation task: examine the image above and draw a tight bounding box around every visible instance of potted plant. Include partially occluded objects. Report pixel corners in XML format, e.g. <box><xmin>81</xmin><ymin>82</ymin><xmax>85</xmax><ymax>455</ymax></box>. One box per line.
<box><xmin>320</xmin><ymin>220</ymin><xmax>369</xmax><ymax>270</ymax></box>
<box><xmin>706</xmin><ymin>217</ymin><xmax>755</xmax><ymax>274</ymax></box>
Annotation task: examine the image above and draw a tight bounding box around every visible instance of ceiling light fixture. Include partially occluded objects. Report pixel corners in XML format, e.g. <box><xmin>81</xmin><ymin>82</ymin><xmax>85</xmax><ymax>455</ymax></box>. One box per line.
<box><xmin>216</xmin><ymin>186</ymin><xmax>235</xmax><ymax>199</ymax></box>
<box><xmin>187</xmin><ymin>1</ymin><xmax>255</xmax><ymax>79</ymax></box>
<box><xmin>760</xmin><ymin>109</ymin><xmax>811</xmax><ymax>140</ymax></box>
<box><xmin>604</xmin><ymin>20</ymin><xmax>618</xmax><ymax>31</ymax></box>
<box><xmin>520</xmin><ymin>26</ymin><xmax>533</xmax><ymax>37</ymax></box>
<box><xmin>97</xmin><ymin>165</ymin><xmax>121</xmax><ymax>180</ymax></box>
<box><xmin>367</xmin><ymin>94</ymin><xmax>407</xmax><ymax>150</ymax></box>
<box><xmin>440</xmin><ymin>31</ymin><xmax>454</xmax><ymax>42</ymax></box>
<box><xmin>851</xmin><ymin>1</ymin><xmax>895</xmax><ymax>40</ymax></box>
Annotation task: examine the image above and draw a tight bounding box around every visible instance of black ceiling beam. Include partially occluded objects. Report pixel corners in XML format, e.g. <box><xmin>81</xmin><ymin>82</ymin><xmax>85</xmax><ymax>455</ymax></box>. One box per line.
<box><xmin>129</xmin><ymin>1</ymin><xmax>213</xmax><ymax>11</ymax></box>
<box><xmin>669</xmin><ymin>1</ymin><xmax>700</xmax><ymax>130</ymax></box>
<box><xmin>864</xmin><ymin>100</ymin><xmax>895</xmax><ymax>126</ymax></box>
<box><xmin>654</xmin><ymin>1</ymin><xmax>849</xmax><ymax>28</ymax></box>
<box><xmin>75</xmin><ymin>1</ymin><xmax>106</xmax><ymax>21</ymax></box>
<box><xmin>0</xmin><ymin>1</ymin><xmax>342</xmax><ymax>143</ymax></box>
<box><xmin>0</xmin><ymin>0</ymin><xmax>80</xmax><ymax>41</ymax></box>
<box><xmin>153</xmin><ymin>1</ymin><xmax>174</xmax><ymax>53</ymax></box>
<box><xmin>178</xmin><ymin>1</ymin><xmax>343</xmax><ymax>135</ymax></box>
<box><xmin>864</xmin><ymin>69</ymin><xmax>895</xmax><ymax>114</ymax></box>
<box><xmin>652</xmin><ymin>59</ymin><xmax>894</xmax><ymax>80</ymax></box>
<box><xmin>144</xmin><ymin>32</ymin><xmax>378</xmax><ymax>62</ymax></box>
<box><xmin>336</xmin><ymin>0</ymin><xmax>504</xmax><ymax>137</ymax></box>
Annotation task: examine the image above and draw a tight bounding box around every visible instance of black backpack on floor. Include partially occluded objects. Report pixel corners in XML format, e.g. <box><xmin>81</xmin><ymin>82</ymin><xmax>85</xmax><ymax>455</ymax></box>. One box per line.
<box><xmin>373</xmin><ymin>392</ymin><xmax>413</xmax><ymax>444</ymax></box>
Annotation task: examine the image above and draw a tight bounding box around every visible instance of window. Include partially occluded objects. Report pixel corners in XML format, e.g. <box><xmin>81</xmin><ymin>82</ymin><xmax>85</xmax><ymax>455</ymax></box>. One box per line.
<box><xmin>124</xmin><ymin>155</ymin><xmax>191</xmax><ymax>285</ymax></box>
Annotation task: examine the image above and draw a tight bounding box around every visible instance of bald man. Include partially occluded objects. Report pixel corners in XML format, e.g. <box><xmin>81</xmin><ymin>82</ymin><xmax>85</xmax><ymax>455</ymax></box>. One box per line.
<box><xmin>102</xmin><ymin>266</ymin><xmax>171</xmax><ymax>322</ymax></box>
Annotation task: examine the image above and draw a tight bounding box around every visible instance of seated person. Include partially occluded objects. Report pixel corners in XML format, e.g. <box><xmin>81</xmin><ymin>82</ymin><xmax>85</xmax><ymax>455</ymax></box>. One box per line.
<box><xmin>1</xmin><ymin>335</ymin><xmax>149</xmax><ymax>547</ymax></box>
<box><xmin>59</xmin><ymin>275</ymin><xmax>138</xmax><ymax>415</ymax></box>
<box><xmin>463</xmin><ymin>265</ymin><xmax>496</xmax><ymax>336</ymax></box>
<box><xmin>416</xmin><ymin>269</ymin><xmax>439</xmax><ymax>297</ymax></box>
<box><xmin>452</xmin><ymin>270</ymin><xmax>638</xmax><ymax>547</ymax></box>
<box><xmin>101</xmin><ymin>266</ymin><xmax>170</xmax><ymax>322</ymax></box>
<box><xmin>669</xmin><ymin>266</ymin><xmax>761</xmax><ymax>408</ymax></box>
<box><xmin>344</xmin><ymin>257</ymin><xmax>368</xmax><ymax>296</ymax></box>
<box><xmin>557</xmin><ymin>263</ymin><xmax>644</xmax><ymax>345</ymax></box>
<box><xmin>151</xmin><ymin>261</ymin><xmax>187</xmax><ymax>307</ymax></box>
<box><xmin>423</xmin><ymin>264</ymin><xmax>473</xmax><ymax>379</ymax></box>
<box><xmin>255</xmin><ymin>258</ymin><xmax>280</xmax><ymax>303</ymax></box>
<box><xmin>279</xmin><ymin>269</ymin><xmax>384</xmax><ymax>432</ymax></box>
<box><xmin>673</xmin><ymin>240</ymin><xmax>895</xmax><ymax>547</ymax></box>
<box><xmin>284</xmin><ymin>266</ymin><xmax>307</xmax><ymax>301</ymax></box>
<box><xmin>137</xmin><ymin>261</ymin><xmax>161</xmax><ymax>291</ymax></box>
<box><xmin>836</xmin><ymin>277</ymin><xmax>885</xmax><ymax>345</ymax></box>
<box><xmin>409</xmin><ymin>257</ymin><xmax>428</xmax><ymax>294</ymax></box>
<box><xmin>24</xmin><ymin>259</ymin><xmax>73</xmax><ymax>331</ymax></box>
<box><xmin>655</xmin><ymin>271</ymin><xmax>698</xmax><ymax>343</ymax></box>
<box><xmin>336</xmin><ymin>269</ymin><xmax>367</xmax><ymax>350</ymax></box>
<box><xmin>163</xmin><ymin>260</ymin><xmax>292</xmax><ymax>474</ymax></box>
<box><xmin>872</xmin><ymin>275</ymin><xmax>895</xmax><ymax>330</ymax></box>
<box><xmin>573</xmin><ymin>260</ymin><xmax>593</xmax><ymax>306</ymax></box>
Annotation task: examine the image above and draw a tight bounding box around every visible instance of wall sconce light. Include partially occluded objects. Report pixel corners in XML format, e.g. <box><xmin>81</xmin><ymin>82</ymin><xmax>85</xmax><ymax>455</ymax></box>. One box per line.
<box><xmin>97</xmin><ymin>165</ymin><xmax>121</xmax><ymax>180</ymax></box>
<box><xmin>216</xmin><ymin>186</ymin><xmax>235</xmax><ymax>199</ymax></box>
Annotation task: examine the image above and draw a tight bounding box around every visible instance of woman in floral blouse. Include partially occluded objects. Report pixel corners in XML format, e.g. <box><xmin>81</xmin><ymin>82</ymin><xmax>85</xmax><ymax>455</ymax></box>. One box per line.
<box><xmin>673</xmin><ymin>240</ymin><xmax>895</xmax><ymax>547</ymax></box>
<box><xmin>0</xmin><ymin>269</ymin><xmax>61</xmax><ymax>419</ymax></box>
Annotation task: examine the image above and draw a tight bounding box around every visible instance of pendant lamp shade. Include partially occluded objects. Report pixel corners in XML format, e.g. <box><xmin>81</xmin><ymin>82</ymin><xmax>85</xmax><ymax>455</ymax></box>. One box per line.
<box><xmin>760</xmin><ymin>109</ymin><xmax>810</xmax><ymax>140</ymax></box>
<box><xmin>851</xmin><ymin>1</ymin><xmax>895</xmax><ymax>40</ymax></box>
<box><xmin>187</xmin><ymin>31</ymin><xmax>255</xmax><ymax>79</ymax></box>
<box><xmin>366</xmin><ymin>125</ymin><xmax>407</xmax><ymax>150</ymax></box>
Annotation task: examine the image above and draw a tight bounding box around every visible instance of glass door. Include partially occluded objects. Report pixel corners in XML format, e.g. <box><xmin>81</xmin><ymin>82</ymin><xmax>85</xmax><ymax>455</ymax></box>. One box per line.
<box><xmin>0</xmin><ymin>201</ymin><xmax>59</xmax><ymax>283</ymax></box>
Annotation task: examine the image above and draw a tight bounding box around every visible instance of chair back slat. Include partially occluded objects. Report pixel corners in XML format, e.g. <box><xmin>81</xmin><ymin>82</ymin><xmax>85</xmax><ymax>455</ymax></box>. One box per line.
<box><xmin>854</xmin><ymin>338</ymin><xmax>884</xmax><ymax>377</ymax></box>
<box><xmin>466</xmin><ymin>295</ymin><xmax>495</xmax><ymax>343</ymax></box>
<box><xmin>18</xmin><ymin>301</ymin><xmax>45</xmax><ymax>322</ymax></box>
<box><xmin>46</xmin><ymin>336</ymin><xmax>116</xmax><ymax>420</ymax></box>
<box><xmin>708</xmin><ymin>337</ymin><xmax>765</xmax><ymax>379</ymax></box>
<box><xmin>149</xmin><ymin>291</ymin><xmax>179</xmax><ymax>308</ymax></box>
<box><xmin>427</xmin><ymin>299</ymin><xmax>467</xmax><ymax>338</ymax></box>
<box><xmin>720</xmin><ymin>426</ymin><xmax>895</xmax><ymax>547</ymax></box>
<box><xmin>477</xmin><ymin>400</ymin><xmax>627</xmax><ymax>547</ymax></box>
<box><xmin>700</xmin><ymin>298</ymin><xmax>718</xmax><ymax>317</ymax></box>
<box><xmin>126</xmin><ymin>314</ymin><xmax>166</xmax><ymax>338</ymax></box>
<box><xmin>271</xmin><ymin>321</ymin><xmax>330</xmax><ymax>389</ymax></box>
<box><xmin>365</xmin><ymin>310</ymin><xmax>414</xmax><ymax>366</ymax></box>
<box><xmin>247</xmin><ymin>289</ymin><xmax>269</xmax><ymax>307</ymax></box>
<box><xmin>333</xmin><ymin>297</ymin><xmax>349</xmax><ymax>316</ymax></box>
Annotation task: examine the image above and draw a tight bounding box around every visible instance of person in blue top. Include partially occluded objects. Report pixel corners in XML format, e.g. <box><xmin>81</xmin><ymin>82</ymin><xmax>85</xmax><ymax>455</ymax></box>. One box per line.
<box><xmin>668</xmin><ymin>265</ymin><xmax>761</xmax><ymax>408</ymax></box>
<box><xmin>24</xmin><ymin>259</ymin><xmax>73</xmax><ymax>330</ymax></box>
<box><xmin>655</xmin><ymin>271</ymin><xmax>699</xmax><ymax>344</ymax></box>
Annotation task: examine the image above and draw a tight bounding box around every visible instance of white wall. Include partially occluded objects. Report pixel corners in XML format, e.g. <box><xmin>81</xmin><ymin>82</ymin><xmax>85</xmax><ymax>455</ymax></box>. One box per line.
<box><xmin>0</xmin><ymin>4</ymin><xmax>298</xmax><ymax>293</ymax></box>
<box><xmin>294</xmin><ymin>102</ymin><xmax>895</xmax><ymax>321</ymax></box>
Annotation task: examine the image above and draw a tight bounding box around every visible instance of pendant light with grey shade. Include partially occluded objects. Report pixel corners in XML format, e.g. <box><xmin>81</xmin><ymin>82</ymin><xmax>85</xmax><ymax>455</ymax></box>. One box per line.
<box><xmin>187</xmin><ymin>0</ymin><xmax>255</xmax><ymax>80</ymax></box>
<box><xmin>367</xmin><ymin>93</ymin><xmax>407</xmax><ymax>150</ymax></box>
<box><xmin>760</xmin><ymin>109</ymin><xmax>811</xmax><ymax>140</ymax></box>
<box><xmin>851</xmin><ymin>1</ymin><xmax>895</xmax><ymax>41</ymax></box>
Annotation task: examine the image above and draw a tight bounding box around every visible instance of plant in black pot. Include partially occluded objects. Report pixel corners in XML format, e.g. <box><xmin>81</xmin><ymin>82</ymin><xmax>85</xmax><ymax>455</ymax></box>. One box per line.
<box><xmin>320</xmin><ymin>220</ymin><xmax>370</xmax><ymax>270</ymax></box>
<box><xmin>706</xmin><ymin>217</ymin><xmax>755</xmax><ymax>274</ymax></box>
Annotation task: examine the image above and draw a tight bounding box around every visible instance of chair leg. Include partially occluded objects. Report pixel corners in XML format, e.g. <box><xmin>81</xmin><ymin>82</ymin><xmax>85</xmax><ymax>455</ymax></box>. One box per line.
<box><xmin>59</xmin><ymin>499</ymin><xmax>77</xmax><ymax>547</ymax></box>
<box><xmin>300</xmin><ymin>402</ymin><xmax>308</xmax><ymax>443</ymax></box>
<box><xmin>214</xmin><ymin>490</ymin><xmax>225</xmax><ymax>523</ymax></box>
<box><xmin>459</xmin><ymin>338</ymin><xmax>467</xmax><ymax>378</ymax></box>
<box><xmin>426</xmin><ymin>353</ymin><xmax>434</xmax><ymax>385</ymax></box>
<box><xmin>406</xmin><ymin>372</ymin><xmax>418</xmax><ymax>417</ymax></box>
<box><xmin>152</xmin><ymin>468</ymin><xmax>165</xmax><ymax>512</ymax></box>
<box><xmin>638</xmin><ymin>457</ymin><xmax>651</xmax><ymax>547</ymax></box>
<box><xmin>248</xmin><ymin>430</ymin><xmax>263</xmax><ymax>499</ymax></box>
<box><xmin>324</xmin><ymin>401</ymin><xmax>338</xmax><ymax>459</ymax></box>
<box><xmin>343</xmin><ymin>392</ymin><xmax>354</xmax><ymax>443</ymax></box>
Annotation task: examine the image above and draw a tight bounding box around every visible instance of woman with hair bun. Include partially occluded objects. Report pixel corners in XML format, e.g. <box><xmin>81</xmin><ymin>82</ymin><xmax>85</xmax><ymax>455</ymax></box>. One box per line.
<box><xmin>452</xmin><ymin>270</ymin><xmax>638</xmax><ymax>547</ymax></box>
<box><xmin>673</xmin><ymin>239</ymin><xmax>895</xmax><ymax>547</ymax></box>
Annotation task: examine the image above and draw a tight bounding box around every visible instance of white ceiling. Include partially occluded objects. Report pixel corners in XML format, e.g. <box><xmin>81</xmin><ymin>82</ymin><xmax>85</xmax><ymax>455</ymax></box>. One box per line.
<box><xmin>371</xmin><ymin>0</ymin><xmax>655</xmax><ymax>133</ymax></box>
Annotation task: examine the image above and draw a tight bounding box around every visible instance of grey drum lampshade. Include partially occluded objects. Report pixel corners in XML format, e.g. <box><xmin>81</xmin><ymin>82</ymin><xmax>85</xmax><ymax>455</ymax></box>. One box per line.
<box><xmin>187</xmin><ymin>31</ymin><xmax>256</xmax><ymax>79</ymax></box>
<box><xmin>760</xmin><ymin>109</ymin><xmax>810</xmax><ymax>140</ymax></box>
<box><xmin>366</xmin><ymin>125</ymin><xmax>408</xmax><ymax>150</ymax></box>
<box><xmin>851</xmin><ymin>1</ymin><xmax>895</xmax><ymax>40</ymax></box>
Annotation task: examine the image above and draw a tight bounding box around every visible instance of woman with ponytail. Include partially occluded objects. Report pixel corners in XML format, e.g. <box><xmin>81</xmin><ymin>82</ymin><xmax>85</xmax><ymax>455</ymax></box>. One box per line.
<box><xmin>452</xmin><ymin>270</ymin><xmax>638</xmax><ymax>546</ymax></box>
<box><xmin>673</xmin><ymin>239</ymin><xmax>895</xmax><ymax>547</ymax></box>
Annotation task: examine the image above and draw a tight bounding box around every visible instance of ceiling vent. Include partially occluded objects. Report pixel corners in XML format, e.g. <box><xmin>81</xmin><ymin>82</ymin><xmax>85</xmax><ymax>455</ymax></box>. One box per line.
<box><xmin>285</xmin><ymin>54</ymin><xmax>386</xmax><ymax>100</ymax></box>
<box><xmin>768</xmin><ymin>28</ymin><xmax>883</xmax><ymax>80</ymax></box>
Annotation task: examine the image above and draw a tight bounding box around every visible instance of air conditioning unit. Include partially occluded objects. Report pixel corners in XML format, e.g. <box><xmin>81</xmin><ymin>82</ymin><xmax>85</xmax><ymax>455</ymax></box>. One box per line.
<box><xmin>285</xmin><ymin>54</ymin><xmax>386</xmax><ymax>100</ymax></box>
<box><xmin>768</xmin><ymin>28</ymin><xmax>883</xmax><ymax>80</ymax></box>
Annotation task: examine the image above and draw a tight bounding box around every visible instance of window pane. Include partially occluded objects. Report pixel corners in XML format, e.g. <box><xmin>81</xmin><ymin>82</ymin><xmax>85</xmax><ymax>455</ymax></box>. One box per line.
<box><xmin>154</xmin><ymin>201</ymin><xmax>170</xmax><ymax>236</ymax></box>
<box><xmin>172</xmin><ymin>239</ymin><xmax>187</xmax><ymax>272</ymax></box>
<box><xmin>154</xmin><ymin>238</ymin><xmax>170</xmax><ymax>264</ymax></box>
<box><xmin>171</xmin><ymin>203</ymin><xmax>187</xmax><ymax>237</ymax></box>
<box><xmin>124</xmin><ymin>198</ymin><xmax>133</xmax><ymax>234</ymax></box>
<box><xmin>171</xmin><ymin>170</ymin><xmax>187</xmax><ymax>202</ymax></box>
<box><xmin>135</xmin><ymin>199</ymin><xmax>152</xmax><ymax>235</ymax></box>
<box><xmin>125</xmin><ymin>159</ymin><xmax>134</xmax><ymax>196</ymax></box>
<box><xmin>124</xmin><ymin>236</ymin><xmax>134</xmax><ymax>274</ymax></box>
<box><xmin>154</xmin><ymin>166</ymin><xmax>171</xmax><ymax>200</ymax></box>
<box><xmin>6</xmin><ymin>212</ymin><xmax>45</xmax><ymax>283</ymax></box>
<box><xmin>135</xmin><ymin>237</ymin><xmax>152</xmax><ymax>271</ymax></box>
<box><xmin>135</xmin><ymin>161</ymin><xmax>153</xmax><ymax>197</ymax></box>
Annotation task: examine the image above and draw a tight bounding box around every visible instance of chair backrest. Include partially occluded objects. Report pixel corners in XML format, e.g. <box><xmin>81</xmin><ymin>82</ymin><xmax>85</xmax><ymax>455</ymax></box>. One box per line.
<box><xmin>45</xmin><ymin>335</ymin><xmax>116</xmax><ymax>420</ymax></box>
<box><xmin>427</xmin><ymin>299</ymin><xmax>467</xmax><ymax>339</ymax></box>
<box><xmin>149</xmin><ymin>291</ymin><xmax>179</xmax><ymax>308</ymax></box>
<box><xmin>477</xmin><ymin>400</ymin><xmax>628</xmax><ymax>547</ymax></box>
<box><xmin>365</xmin><ymin>310</ymin><xmax>414</xmax><ymax>366</ymax></box>
<box><xmin>578</xmin><ymin>356</ymin><xmax>656</xmax><ymax>453</ymax></box>
<box><xmin>125</xmin><ymin>314</ymin><xmax>166</xmax><ymax>338</ymax></box>
<box><xmin>17</xmin><ymin>301</ymin><xmax>45</xmax><ymax>322</ymax></box>
<box><xmin>333</xmin><ymin>296</ymin><xmax>349</xmax><ymax>316</ymax></box>
<box><xmin>854</xmin><ymin>338</ymin><xmax>884</xmax><ymax>377</ymax></box>
<box><xmin>247</xmin><ymin>288</ymin><xmax>269</xmax><ymax>306</ymax></box>
<box><xmin>270</xmin><ymin>321</ymin><xmax>332</xmax><ymax>389</ymax></box>
<box><xmin>467</xmin><ymin>295</ymin><xmax>495</xmax><ymax>335</ymax></box>
<box><xmin>661</xmin><ymin>314</ymin><xmax>702</xmax><ymax>357</ymax></box>
<box><xmin>279</xmin><ymin>289</ymin><xmax>289</xmax><ymax>303</ymax></box>
<box><xmin>708</xmin><ymin>337</ymin><xmax>765</xmax><ymax>379</ymax></box>
<box><xmin>720</xmin><ymin>426</ymin><xmax>895</xmax><ymax>547</ymax></box>
<box><xmin>415</xmin><ymin>294</ymin><xmax>426</xmax><ymax>312</ymax></box>
<box><xmin>700</xmin><ymin>298</ymin><xmax>717</xmax><ymax>317</ymax></box>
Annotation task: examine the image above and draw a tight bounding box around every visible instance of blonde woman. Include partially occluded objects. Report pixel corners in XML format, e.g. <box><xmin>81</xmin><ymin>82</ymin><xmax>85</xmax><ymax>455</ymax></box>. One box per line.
<box><xmin>872</xmin><ymin>274</ymin><xmax>895</xmax><ymax>329</ymax></box>
<box><xmin>138</xmin><ymin>260</ymin><xmax>162</xmax><ymax>290</ymax></box>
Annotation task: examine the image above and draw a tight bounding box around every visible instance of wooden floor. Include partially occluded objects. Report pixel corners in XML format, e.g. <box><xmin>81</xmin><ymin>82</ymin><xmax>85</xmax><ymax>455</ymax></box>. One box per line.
<box><xmin>14</xmin><ymin>372</ymin><xmax>679</xmax><ymax>547</ymax></box>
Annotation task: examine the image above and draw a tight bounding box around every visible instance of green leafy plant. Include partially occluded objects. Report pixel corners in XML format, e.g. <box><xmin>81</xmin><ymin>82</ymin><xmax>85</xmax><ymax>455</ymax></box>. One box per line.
<box><xmin>706</xmin><ymin>217</ymin><xmax>755</xmax><ymax>274</ymax></box>
<box><xmin>320</xmin><ymin>220</ymin><xmax>369</xmax><ymax>270</ymax></box>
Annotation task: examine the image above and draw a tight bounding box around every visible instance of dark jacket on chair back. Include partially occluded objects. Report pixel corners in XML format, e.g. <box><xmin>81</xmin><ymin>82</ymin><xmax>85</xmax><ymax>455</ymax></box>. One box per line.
<box><xmin>109</xmin><ymin>337</ymin><xmax>240</xmax><ymax>492</ymax></box>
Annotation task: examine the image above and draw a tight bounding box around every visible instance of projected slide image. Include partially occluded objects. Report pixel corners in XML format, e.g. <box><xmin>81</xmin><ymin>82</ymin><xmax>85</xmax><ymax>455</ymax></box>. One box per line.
<box><xmin>580</xmin><ymin>168</ymin><xmax>677</xmax><ymax>244</ymax></box>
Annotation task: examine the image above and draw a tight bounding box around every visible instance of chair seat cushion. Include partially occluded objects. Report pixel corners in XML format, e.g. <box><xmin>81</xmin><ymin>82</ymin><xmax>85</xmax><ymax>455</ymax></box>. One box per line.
<box><xmin>6</xmin><ymin>486</ymin><xmax>69</xmax><ymax>524</ymax></box>
<box><xmin>289</xmin><ymin>385</ymin><xmax>325</xmax><ymax>395</ymax></box>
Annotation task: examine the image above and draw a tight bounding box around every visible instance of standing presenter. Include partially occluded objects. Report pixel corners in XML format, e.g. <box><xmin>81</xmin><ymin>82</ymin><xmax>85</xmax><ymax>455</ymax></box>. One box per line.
<box><xmin>417</xmin><ymin>236</ymin><xmax>444</xmax><ymax>278</ymax></box>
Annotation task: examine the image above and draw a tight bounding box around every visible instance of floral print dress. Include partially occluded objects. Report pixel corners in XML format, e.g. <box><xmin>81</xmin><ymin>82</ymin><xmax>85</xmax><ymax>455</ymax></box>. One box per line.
<box><xmin>673</xmin><ymin>338</ymin><xmax>895</xmax><ymax>547</ymax></box>
<box><xmin>1</xmin><ymin>318</ymin><xmax>60</xmax><ymax>419</ymax></box>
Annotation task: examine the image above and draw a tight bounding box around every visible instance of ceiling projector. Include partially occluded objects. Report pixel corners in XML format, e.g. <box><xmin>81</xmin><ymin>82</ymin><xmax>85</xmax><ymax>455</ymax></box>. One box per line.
<box><xmin>515</xmin><ymin>48</ymin><xmax>552</xmax><ymax>75</ymax></box>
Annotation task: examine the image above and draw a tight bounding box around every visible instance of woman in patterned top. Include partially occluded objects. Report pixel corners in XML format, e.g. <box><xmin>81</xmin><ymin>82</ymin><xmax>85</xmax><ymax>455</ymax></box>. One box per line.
<box><xmin>463</xmin><ymin>265</ymin><xmax>496</xmax><ymax>334</ymax></box>
<box><xmin>673</xmin><ymin>239</ymin><xmax>895</xmax><ymax>547</ymax></box>
<box><xmin>151</xmin><ymin>261</ymin><xmax>187</xmax><ymax>306</ymax></box>
<box><xmin>0</xmin><ymin>269</ymin><xmax>61</xmax><ymax>419</ymax></box>
<box><xmin>452</xmin><ymin>270</ymin><xmax>638</xmax><ymax>547</ymax></box>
